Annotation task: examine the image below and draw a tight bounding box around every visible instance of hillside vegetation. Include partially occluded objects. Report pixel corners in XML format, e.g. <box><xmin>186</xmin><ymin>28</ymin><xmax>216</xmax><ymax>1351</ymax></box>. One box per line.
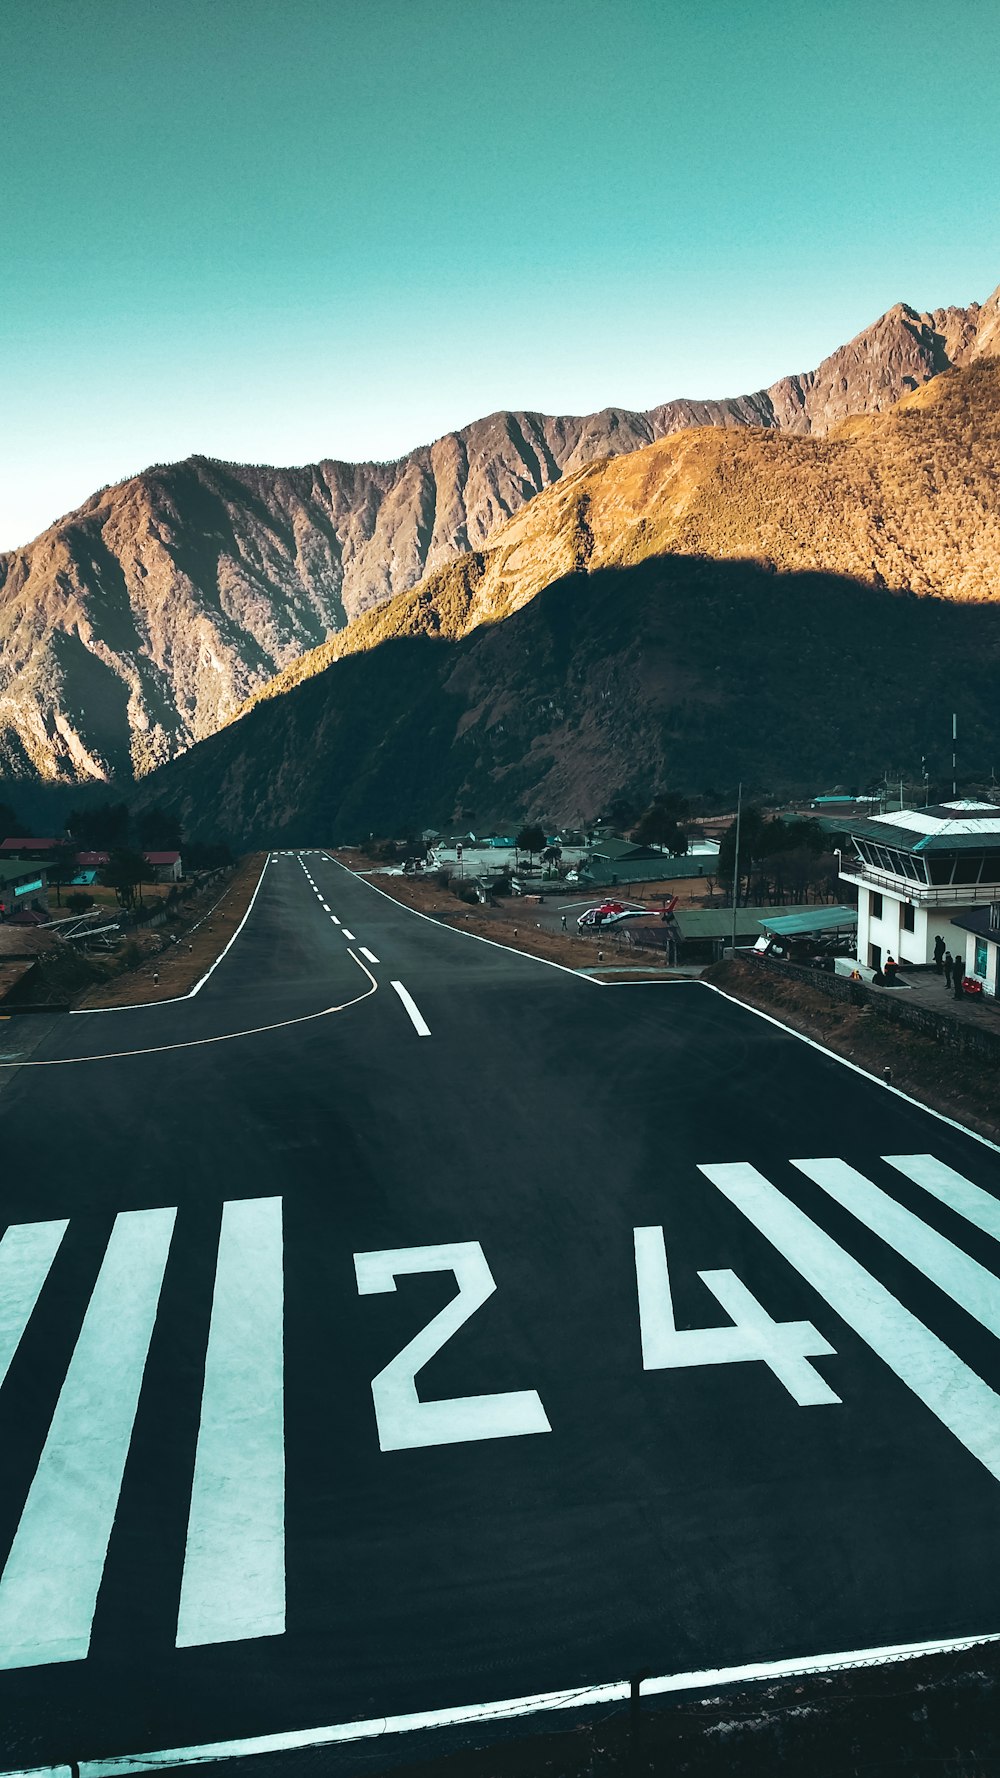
<box><xmin>239</xmin><ymin>358</ymin><xmax>1000</xmax><ymax>720</ymax></box>
<box><xmin>2</xmin><ymin>287</ymin><xmax>997</xmax><ymax>781</ymax></box>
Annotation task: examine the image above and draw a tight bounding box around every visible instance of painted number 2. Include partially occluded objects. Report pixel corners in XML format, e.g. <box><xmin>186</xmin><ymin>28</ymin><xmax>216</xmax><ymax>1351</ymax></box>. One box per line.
<box><xmin>353</xmin><ymin>1241</ymin><xmax>552</xmax><ymax>1451</ymax></box>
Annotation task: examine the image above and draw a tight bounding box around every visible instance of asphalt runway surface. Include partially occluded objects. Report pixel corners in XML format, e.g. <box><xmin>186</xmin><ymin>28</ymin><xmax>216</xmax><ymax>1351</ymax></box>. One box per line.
<box><xmin>2</xmin><ymin>851</ymin><xmax>1000</xmax><ymax>1774</ymax></box>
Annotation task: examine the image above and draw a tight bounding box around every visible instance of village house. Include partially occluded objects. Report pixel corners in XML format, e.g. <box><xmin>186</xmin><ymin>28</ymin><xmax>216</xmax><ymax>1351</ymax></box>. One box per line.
<box><xmin>0</xmin><ymin>859</ymin><xmax>50</xmax><ymax>922</ymax></box>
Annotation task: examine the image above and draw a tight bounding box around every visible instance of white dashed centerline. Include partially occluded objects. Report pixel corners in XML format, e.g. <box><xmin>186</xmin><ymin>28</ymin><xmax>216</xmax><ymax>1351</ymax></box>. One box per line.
<box><xmin>360</xmin><ymin>948</ymin><xmax>379</xmax><ymax>965</ymax></box>
<box><xmin>331</xmin><ymin>916</ymin><xmax>341</xmax><ymax>926</ymax></box>
<box><xmin>321</xmin><ymin>903</ymin><xmax>330</xmax><ymax>912</ymax></box>
<box><xmin>342</xmin><ymin>930</ymin><xmax>356</xmax><ymax>942</ymax></box>
<box><xmin>391</xmin><ymin>981</ymin><xmax>431</xmax><ymax>1037</ymax></box>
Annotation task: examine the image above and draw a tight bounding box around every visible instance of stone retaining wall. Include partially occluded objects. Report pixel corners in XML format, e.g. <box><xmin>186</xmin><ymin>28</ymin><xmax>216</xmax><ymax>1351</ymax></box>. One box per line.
<box><xmin>744</xmin><ymin>952</ymin><xmax>1000</xmax><ymax>1063</ymax></box>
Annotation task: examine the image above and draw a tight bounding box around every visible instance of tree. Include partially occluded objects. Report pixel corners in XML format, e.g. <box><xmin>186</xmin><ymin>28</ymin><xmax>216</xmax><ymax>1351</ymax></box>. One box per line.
<box><xmin>66</xmin><ymin>892</ymin><xmax>95</xmax><ymax>915</ymax></box>
<box><xmin>102</xmin><ymin>848</ymin><xmax>147</xmax><ymax>910</ymax></box>
<box><xmin>47</xmin><ymin>843</ymin><xmax>79</xmax><ymax>908</ymax></box>
<box><xmin>69</xmin><ymin>801</ymin><xmax>130</xmax><ymax>850</ymax></box>
<box><xmin>137</xmin><ymin>805</ymin><xmax>183</xmax><ymax>852</ymax></box>
<box><xmin>516</xmin><ymin>824</ymin><xmax>546</xmax><ymax>863</ymax></box>
<box><xmin>541</xmin><ymin>844</ymin><xmax>563</xmax><ymax>876</ymax></box>
<box><xmin>718</xmin><ymin>808</ymin><xmax>766</xmax><ymax>905</ymax></box>
<box><xmin>0</xmin><ymin>802</ymin><xmax>20</xmax><ymax>843</ymax></box>
<box><xmin>633</xmin><ymin>803</ymin><xmax>689</xmax><ymax>855</ymax></box>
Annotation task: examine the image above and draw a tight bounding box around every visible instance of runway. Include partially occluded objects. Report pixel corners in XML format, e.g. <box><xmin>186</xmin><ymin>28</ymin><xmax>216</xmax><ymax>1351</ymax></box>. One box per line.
<box><xmin>2</xmin><ymin>850</ymin><xmax>1000</xmax><ymax>1773</ymax></box>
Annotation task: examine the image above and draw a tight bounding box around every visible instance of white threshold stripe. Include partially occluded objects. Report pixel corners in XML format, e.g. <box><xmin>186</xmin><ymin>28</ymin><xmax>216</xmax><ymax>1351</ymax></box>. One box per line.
<box><xmin>360</xmin><ymin>947</ymin><xmax>379</xmax><ymax>965</ymax></box>
<box><xmin>701</xmin><ymin>1162</ymin><xmax>1000</xmax><ymax>1482</ymax></box>
<box><xmin>0</xmin><ymin>1208</ymin><xmax>176</xmax><ymax>1670</ymax></box>
<box><xmin>0</xmin><ymin>1221</ymin><xmax>69</xmax><ymax>1390</ymax></box>
<box><xmin>176</xmin><ymin>1198</ymin><xmax>284</xmax><ymax>1648</ymax></box>
<box><xmin>794</xmin><ymin>1157</ymin><xmax>1000</xmax><ymax>1339</ymax></box>
<box><xmin>884</xmin><ymin>1154</ymin><xmax>1000</xmax><ymax>1242</ymax></box>
<box><xmin>8</xmin><ymin>1630</ymin><xmax>996</xmax><ymax>1778</ymax></box>
<box><xmin>391</xmin><ymin>980</ymin><xmax>431</xmax><ymax>1036</ymax></box>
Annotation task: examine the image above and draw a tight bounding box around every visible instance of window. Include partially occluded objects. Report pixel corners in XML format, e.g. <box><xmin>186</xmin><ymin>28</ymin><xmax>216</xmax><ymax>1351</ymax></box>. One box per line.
<box><xmin>870</xmin><ymin>892</ymin><xmax>883</xmax><ymax>920</ymax></box>
<box><xmin>976</xmin><ymin>939</ymin><xmax>989</xmax><ymax>979</ymax></box>
<box><xmin>902</xmin><ymin>904</ymin><xmax>915</xmax><ymax>932</ymax></box>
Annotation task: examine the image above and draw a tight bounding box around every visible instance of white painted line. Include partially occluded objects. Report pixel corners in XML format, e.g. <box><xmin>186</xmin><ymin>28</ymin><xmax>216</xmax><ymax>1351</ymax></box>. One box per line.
<box><xmin>321</xmin><ymin>903</ymin><xmax>331</xmax><ymax>912</ymax></box>
<box><xmin>360</xmin><ymin>947</ymin><xmax>379</xmax><ymax>965</ymax></box>
<box><xmin>701</xmin><ymin>1161</ymin><xmax>1000</xmax><ymax>1482</ymax></box>
<box><xmin>0</xmin><ymin>1207</ymin><xmax>176</xmax><ymax>1669</ymax></box>
<box><xmin>177</xmin><ymin>1199</ymin><xmax>284</xmax><ymax>1649</ymax></box>
<box><xmin>331</xmin><ymin>915</ymin><xmax>341</xmax><ymax>925</ymax></box>
<box><xmin>12</xmin><ymin>1628</ymin><xmax>996</xmax><ymax>1776</ymax></box>
<box><xmin>0</xmin><ymin>956</ymin><xmax>379</xmax><ymax>1070</ymax></box>
<box><xmin>0</xmin><ymin>1221</ymin><xmax>69</xmax><ymax>1391</ymax></box>
<box><xmin>71</xmin><ymin>857</ymin><xmax>271</xmax><ymax>1015</ymax></box>
<box><xmin>341</xmin><ymin>929</ymin><xmax>356</xmax><ymax>941</ymax></box>
<box><xmin>794</xmin><ymin>1157</ymin><xmax>1000</xmax><ymax>1339</ymax></box>
<box><xmin>884</xmin><ymin>1154</ymin><xmax>1000</xmax><ymax>1241</ymax></box>
<box><xmin>320</xmin><ymin>854</ymin><xmax>599</xmax><ymax>988</ymax></box>
<box><xmin>701</xmin><ymin>981</ymin><xmax>1000</xmax><ymax>1159</ymax></box>
<box><xmin>391</xmin><ymin>980</ymin><xmax>430</xmax><ymax>1037</ymax></box>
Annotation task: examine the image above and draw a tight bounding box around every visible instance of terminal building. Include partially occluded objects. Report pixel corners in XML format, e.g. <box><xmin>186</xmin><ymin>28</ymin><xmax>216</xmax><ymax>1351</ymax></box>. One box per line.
<box><xmin>835</xmin><ymin>800</ymin><xmax>1000</xmax><ymax>982</ymax></box>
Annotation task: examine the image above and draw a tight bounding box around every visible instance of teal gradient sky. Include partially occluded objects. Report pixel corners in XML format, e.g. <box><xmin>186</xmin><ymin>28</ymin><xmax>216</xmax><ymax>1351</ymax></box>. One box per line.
<box><xmin>3</xmin><ymin>0</ymin><xmax>998</xmax><ymax>549</ymax></box>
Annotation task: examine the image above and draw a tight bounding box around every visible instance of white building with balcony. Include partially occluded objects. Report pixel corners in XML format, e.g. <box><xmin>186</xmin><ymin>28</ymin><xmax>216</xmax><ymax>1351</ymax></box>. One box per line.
<box><xmin>835</xmin><ymin>800</ymin><xmax>1000</xmax><ymax>972</ymax></box>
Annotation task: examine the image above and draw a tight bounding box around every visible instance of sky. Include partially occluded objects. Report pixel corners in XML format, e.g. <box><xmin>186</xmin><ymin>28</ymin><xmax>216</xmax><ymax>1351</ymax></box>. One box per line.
<box><xmin>2</xmin><ymin>0</ymin><xmax>999</xmax><ymax>550</ymax></box>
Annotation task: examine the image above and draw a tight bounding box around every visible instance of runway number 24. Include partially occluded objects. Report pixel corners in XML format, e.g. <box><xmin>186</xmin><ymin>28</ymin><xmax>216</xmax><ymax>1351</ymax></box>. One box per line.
<box><xmin>353</xmin><ymin>1235</ymin><xmax>839</xmax><ymax>1452</ymax></box>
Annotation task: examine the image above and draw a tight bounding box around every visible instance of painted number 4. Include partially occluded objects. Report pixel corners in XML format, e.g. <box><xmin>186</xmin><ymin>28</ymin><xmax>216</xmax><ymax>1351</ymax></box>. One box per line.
<box><xmin>634</xmin><ymin>1227</ymin><xmax>839</xmax><ymax>1406</ymax></box>
<box><xmin>354</xmin><ymin>1230</ymin><xmax>840</xmax><ymax>1453</ymax></box>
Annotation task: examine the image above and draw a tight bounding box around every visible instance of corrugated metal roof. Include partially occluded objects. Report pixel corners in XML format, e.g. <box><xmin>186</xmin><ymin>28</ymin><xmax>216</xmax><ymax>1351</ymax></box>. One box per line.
<box><xmin>673</xmin><ymin>906</ymin><xmax>773</xmax><ymax>939</ymax></box>
<box><xmin>760</xmin><ymin>905</ymin><xmax>859</xmax><ymax>936</ymax></box>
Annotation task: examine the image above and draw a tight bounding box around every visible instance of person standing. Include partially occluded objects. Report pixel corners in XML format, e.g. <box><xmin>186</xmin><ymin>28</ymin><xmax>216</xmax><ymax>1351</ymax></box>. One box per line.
<box><xmin>944</xmin><ymin>951</ymin><xmax>954</xmax><ymax>989</ymax></box>
<box><xmin>934</xmin><ymin>934</ymin><xmax>946</xmax><ymax>974</ymax></box>
<box><xmin>954</xmin><ymin>954</ymin><xmax>966</xmax><ymax>1000</ymax></box>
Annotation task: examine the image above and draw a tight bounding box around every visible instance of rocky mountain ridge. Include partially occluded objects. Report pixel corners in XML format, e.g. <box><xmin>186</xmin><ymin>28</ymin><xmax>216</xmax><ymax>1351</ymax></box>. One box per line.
<box><xmin>2</xmin><ymin>283</ymin><xmax>997</xmax><ymax>783</ymax></box>
<box><xmin>136</xmin><ymin>358</ymin><xmax>1000</xmax><ymax>842</ymax></box>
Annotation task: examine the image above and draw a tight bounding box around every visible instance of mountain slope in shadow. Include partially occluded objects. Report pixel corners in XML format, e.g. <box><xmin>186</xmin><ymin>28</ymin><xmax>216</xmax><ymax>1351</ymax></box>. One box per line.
<box><xmin>139</xmin><ymin>553</ymin><xmax>1000</xmax><ymax>842</ymax></box>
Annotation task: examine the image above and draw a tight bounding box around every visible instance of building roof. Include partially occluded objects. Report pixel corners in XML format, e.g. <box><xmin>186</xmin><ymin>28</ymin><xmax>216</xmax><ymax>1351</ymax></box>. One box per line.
<box><xmin>824</xmin><ymin>799</ymin><xmax>1000</xmax><ymax>854</ymax></box>
<box><xmin>0</xmin><ymin>836</ymin><xmax>63</xmax><ymax>852</ymax></box>
<box><xmin>582</xmin><ymin>856</ymin><xmax>708</xmax><ymax>885</ymax></box>
<box><xmin>950</xmin><ymin>907</ymin><xmax>1000</xmax><ymax>939</ymax></box>
<box><xmin>0</xmin><ymin>861</ymin><xmax>48</xmax><ymax>888</ymax></box>
<box><xmin>143</xmin><ymin>851</ymin><xmax>181</xmax><ymax>865</ymax></box>
<box><xmin>673</xmin><ymin>906</ymin><xmax>774</xmax><ymax>939</ymax></box>
<box><xmin>760</xmin><ymin>905</ymin><xmax>859</xmax><ymax>937</ymax></box>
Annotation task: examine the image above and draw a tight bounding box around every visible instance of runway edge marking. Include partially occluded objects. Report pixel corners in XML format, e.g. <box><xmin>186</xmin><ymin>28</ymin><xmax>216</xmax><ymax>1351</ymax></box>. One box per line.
<box><xmin>6</xmin><ymin>1629</ymin><xmax>1000</xmax><ymax>1777</ymax></box>
<box><xmin>702</xmin><ymin>980</ymin><xmax>1000</xmax><ymax>1159</ymax></box>
<box><xmin>320</xmin><ymin>853</ymin><xmax>600</xmax><ymax>988</ymax></box>
<box><xmin>70</xmin><ymin>856</ymin><xmax>272</xmax><ymax>1017</ymax></box>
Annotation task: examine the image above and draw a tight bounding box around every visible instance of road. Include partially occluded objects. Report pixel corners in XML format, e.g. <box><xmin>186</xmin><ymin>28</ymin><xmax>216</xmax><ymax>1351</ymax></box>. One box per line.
<box><xmin>2</xmin><ymin>850</ymin><xmax>1000</xmax><ymax>1773</ymax></box>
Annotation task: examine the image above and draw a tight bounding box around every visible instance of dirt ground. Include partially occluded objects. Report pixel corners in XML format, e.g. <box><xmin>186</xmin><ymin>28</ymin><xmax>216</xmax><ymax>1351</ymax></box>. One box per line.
<box><xmin>74</xmin><ymin>854</ymin><xmax>266</xmax><ymax>1008</ymax></box>
<box><xmin>332</xmin><ymin>851</ymin><xmax>696</xmax><ymax>975</ymax></box>
<box><xmin>706</xmin><ymin>957</ymin><xmax>1000</xmax><ymax>1145</ymax></box>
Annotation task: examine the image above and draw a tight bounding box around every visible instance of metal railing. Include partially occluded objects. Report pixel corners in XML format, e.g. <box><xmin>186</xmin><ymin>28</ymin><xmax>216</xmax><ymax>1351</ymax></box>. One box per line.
<box><xmin>838</xmin><ymin>862</ymin><xmax>1000</xmax><ymax>908</ymax></box>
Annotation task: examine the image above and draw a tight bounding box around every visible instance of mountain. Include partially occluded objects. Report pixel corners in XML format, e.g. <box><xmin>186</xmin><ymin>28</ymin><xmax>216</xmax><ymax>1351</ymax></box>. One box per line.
<box><xmin>3</xmin><ymin>285</ymin><xmax>997</xmax><ymax>783</ymax></box>
<box><xmin>136</xmin><ymin>359</ymin><xmax>1000</xmax><ymax>842</ymax></box>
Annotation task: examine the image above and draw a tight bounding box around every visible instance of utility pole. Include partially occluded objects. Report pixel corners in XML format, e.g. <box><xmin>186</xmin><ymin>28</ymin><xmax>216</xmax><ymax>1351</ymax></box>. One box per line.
<box><xmin>953</xmin><ymin>712</ymin><xmax>958</xmax><ymax>799</ymax></box>
<box><xmin>730</xmin><ymin>780</ymin><xmax>742</xmax><ymax>958</ymax></box>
